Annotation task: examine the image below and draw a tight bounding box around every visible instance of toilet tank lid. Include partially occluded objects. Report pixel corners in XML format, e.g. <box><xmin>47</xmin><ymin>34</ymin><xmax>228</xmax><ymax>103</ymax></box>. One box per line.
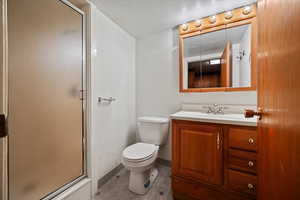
<box><xmin>138</xmin><ymin>116</ymin><xmax>169</xmax><ymax>124</ymax></box>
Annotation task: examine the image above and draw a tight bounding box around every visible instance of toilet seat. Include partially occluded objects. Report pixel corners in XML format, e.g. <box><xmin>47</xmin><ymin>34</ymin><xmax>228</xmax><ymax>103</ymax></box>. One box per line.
<box><xmin>123</xmin><ymin>143</ymin><xmax>157</xmax><ymax>163</ymax></box>
<box><xmin>122</xmin><ymin>143</ymin><xmax>159</xmax><ymax>172</ymax></box>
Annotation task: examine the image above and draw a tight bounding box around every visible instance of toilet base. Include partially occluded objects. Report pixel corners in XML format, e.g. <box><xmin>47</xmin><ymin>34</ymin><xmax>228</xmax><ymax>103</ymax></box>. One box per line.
<box><xmin>129</xmin><ymin>167</ymin><xmax>158</xmax><ymax>195</ymax></box>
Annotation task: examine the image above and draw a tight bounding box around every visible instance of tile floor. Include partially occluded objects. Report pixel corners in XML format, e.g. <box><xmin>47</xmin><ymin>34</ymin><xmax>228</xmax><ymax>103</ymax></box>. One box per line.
<box><xmin>94</xmin><ymin>164</ymin><xmax>173</xmax><ymax>200</ymax></box>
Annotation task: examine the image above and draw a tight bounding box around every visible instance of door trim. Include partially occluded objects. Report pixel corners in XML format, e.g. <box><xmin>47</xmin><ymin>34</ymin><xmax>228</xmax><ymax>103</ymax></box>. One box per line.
<box><xmin>1</xmin><ymin>0</ymin><xmax>8</xmax><ymax>199</ymax></box>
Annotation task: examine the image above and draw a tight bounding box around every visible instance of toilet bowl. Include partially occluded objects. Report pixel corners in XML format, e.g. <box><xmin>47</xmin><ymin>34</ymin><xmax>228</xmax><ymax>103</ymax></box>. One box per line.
<box><xmin>122</xmin><ymin>143</ymin><xmax>159</xmax><ymax>194</ymax></box>
<box><xmin>121</xmin><ymin>117</ymin><xmax>169</xmax><ymax>194</ymax></box>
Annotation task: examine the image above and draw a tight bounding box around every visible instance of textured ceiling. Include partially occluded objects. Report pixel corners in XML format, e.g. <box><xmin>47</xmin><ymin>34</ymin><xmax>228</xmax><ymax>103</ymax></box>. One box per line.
<box><xmin>90</xmin><ymin>0</ymin><xmax>257</xmax><ymax>38</ymax></box>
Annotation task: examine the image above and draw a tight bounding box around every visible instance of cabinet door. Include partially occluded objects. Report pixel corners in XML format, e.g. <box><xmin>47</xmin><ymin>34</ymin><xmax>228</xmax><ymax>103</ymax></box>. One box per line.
<box><xmin>172</xmin><ymin>120</ymin><xmax>223</xmax><ymax>185</ymax></box>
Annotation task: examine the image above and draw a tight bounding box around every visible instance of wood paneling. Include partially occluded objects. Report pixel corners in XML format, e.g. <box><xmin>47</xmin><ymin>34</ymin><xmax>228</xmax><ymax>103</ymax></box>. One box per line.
<box><xmin>257</xmin><ymin>0</ymin><xmax>300</xmax><ymax>199</ymax></box>
<box><xmin>189</xmin><ymin>72</ymin><xmax>220</xmax><ymax>88</ymax></box>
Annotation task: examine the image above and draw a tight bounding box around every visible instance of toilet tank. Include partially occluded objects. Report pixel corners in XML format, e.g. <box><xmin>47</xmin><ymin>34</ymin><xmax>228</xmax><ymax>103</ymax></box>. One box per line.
<box><xmin>137</xmin><ymin>116</ymin><xmax>169</xmax><ymax>145</ymax></box>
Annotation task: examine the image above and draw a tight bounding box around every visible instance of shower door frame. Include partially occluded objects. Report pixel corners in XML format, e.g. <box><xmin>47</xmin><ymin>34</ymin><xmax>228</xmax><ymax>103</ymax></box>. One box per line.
<box><xmin>1</xmin><ymin>0</ymin><xmax>88</xmax><ymax>199</ymax></box>
<box><xmin>1</xmin><ymin>0</ymin><xmax>8</xmax><ymax>199</ymax></box>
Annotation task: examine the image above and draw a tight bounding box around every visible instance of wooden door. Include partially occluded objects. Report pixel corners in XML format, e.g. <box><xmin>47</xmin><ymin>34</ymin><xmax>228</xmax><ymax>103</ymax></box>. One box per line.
<box><xmin>220</xmin><ymin>42</ymin><xmax>232</xmax><ymax>87</ymax></box>
<box><xmin>257</xmin><ymin>0</ymin><xmax>300</xmax><ymax>199</ymax></box>
<box><xmin>172</xmin><ymin>120</ymin><xmax>223</xmax><ymax>185</ymax></box>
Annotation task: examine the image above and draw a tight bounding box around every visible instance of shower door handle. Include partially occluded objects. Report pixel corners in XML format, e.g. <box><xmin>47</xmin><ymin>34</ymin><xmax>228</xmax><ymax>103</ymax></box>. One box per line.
<box><xmin>0</xmin><ymin>114</ymin><xmax>7</xmax><ymax>138</ymax></box>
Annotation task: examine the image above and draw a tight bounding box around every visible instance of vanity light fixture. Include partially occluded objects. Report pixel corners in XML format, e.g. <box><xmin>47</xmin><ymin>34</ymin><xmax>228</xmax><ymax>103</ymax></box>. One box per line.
<box><xmin>224</xmin><ymin>11</ymin><xmax>233</xmax><ymax>19</ymax></box>
<box><xmin>209</xmin><ymin>15</ymin><xmax>217</xmax><ymax>24</ymax></box>
<box><xmin>243</xmin><ymin>6</ymin><xmax>252</xmax><ymax>15</ymax></box>
<box><xmin>195</xmin><ymin>19</ymin><xmax>202</xmax><ymax>27</ymax></box>
<box><xmin>181</xmin><ymin>23</ymin><xmax>189</xmax><ymax>31</ymax></box>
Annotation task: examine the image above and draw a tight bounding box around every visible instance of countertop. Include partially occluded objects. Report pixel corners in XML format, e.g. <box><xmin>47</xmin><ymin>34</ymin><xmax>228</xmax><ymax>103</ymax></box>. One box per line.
<box><xmin>170</xmin><ymin>110</ymin><xmax>257</xmax><ymax>127</ymax></box>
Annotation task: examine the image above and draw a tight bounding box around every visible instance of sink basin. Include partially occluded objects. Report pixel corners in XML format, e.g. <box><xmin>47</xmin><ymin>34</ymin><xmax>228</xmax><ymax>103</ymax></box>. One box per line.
<box><xmin>170</xmin><ymin>111</ymin><xmax>257</xmax><ymax>126</ymax></box>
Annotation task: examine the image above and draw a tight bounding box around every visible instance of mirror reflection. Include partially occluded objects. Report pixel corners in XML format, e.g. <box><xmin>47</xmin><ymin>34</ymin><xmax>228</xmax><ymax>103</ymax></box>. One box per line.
<box><xmin>183</xmin><ymin>24</ymin><xmax>251</xmax><ymax>89</ymax></box>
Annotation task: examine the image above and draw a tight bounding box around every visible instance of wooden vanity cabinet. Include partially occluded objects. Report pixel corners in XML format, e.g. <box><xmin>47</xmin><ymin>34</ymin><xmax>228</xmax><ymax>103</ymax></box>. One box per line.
<box><xmin>172</xmin><ymin>119</ymin><xmax>258</xmax><ymax>200</ymax></box>
<box><xmin>172</xmin><ymin>121</ymin><xmax>223</xmax><ymax>185</ymax></box>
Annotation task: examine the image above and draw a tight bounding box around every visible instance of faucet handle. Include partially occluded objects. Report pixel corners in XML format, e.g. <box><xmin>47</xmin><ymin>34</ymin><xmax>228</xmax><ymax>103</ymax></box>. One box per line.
<box><xmin>216</xmin><ymin>106</ymin><xmax>228</xmax><ymax>114</ymax></box>
<box><xmin>203</xmin><ymin>105</ymin><xmax>214</xmax><ymax>113</ymax></box>
<box><xmin>203</xmin><ymin>104</ymin><xmax>228</xmax><ymax>114</ymax></box>
<box><xmin>207</xmin><ymin>106</ymin><xmax>214</xmax><ymax>113</ymax></box>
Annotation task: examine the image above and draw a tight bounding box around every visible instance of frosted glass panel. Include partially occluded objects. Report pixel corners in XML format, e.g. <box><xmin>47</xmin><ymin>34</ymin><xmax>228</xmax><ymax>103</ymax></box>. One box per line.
<box><xmin>8</xmin><ymin>0</ymin><xmax>84</xmax><ymax>199</ymax></box>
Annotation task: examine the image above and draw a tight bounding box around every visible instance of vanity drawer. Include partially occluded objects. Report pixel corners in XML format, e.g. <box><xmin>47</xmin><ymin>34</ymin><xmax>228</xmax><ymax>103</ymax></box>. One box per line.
<box><xmin>228</xmin><ymin>127</ymin><xmax>257</xmax><ymax>151</ymax></box>
<box><xmin>228</xmin><ymin>169</ymin><xmax>257</xmax><ymax>196</ymax></box>
<box><xmin>228</xmin><ymin>149</ymin><xmax>257</xmax><ymax>174</ymax></box>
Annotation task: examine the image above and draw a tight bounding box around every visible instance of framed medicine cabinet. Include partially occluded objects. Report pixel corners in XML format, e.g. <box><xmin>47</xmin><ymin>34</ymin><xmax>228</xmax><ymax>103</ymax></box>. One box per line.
<box><xmin>179</xmin><ymin>4</ymin><xmax>257</xmax><ymax>92</ymax></box>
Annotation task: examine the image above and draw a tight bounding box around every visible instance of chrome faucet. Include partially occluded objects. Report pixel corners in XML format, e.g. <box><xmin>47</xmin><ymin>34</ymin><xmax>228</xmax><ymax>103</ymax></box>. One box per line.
<box><xmin>204</xmin><ymin>104</ymin><xmax>227</xmax><ymax>115</ymax></box>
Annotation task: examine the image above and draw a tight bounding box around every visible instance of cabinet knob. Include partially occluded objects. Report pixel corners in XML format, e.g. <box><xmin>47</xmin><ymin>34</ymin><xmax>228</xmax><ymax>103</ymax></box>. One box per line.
<box><xmin>248</xmin><ymin>183</ymin><xmax>254</xmax><ymax>190</ymax></box>
<box><xmin>248</xmin><ymin>161</ymin><xmax>254</xmax><ymax>167</ymax></box>
<box><xmin>248</xmin><ymin>138</ymin><xmax>254</xmax><ymax>144</ymax></box>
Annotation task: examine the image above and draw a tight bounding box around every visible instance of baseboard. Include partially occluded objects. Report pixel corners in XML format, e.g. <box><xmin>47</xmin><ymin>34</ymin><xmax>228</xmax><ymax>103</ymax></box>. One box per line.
<box><xmin>156</xmin><ymin>158</ymin><xmax>172</xmax><ymax>167</ymax></box>
<box><xmin>97</xmin><ymin>164</ymin><xmax>124</xmax><ymax>189</ymax></box>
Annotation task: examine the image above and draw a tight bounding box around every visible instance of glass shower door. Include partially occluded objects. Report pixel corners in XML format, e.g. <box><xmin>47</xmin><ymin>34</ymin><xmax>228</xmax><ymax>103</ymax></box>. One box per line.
<box><xmin>7</xmin><ymin>0</ymin><xmax>85</xmax><ymax>199</ymax></box>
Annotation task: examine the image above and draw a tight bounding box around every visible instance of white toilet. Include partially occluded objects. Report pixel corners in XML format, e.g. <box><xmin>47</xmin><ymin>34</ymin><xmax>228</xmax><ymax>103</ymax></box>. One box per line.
<box><xmin>121</xmin><ymin>116</ymin><xmax>169</xmax><ymax>195</ymax></box>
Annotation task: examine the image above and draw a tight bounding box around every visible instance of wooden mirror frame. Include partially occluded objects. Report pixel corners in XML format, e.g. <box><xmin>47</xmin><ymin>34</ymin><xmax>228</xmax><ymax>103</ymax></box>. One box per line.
<box><xmin>179</xmin><ymin>4</ymin><xmax>257</xmax><ymax>93</ymax></box>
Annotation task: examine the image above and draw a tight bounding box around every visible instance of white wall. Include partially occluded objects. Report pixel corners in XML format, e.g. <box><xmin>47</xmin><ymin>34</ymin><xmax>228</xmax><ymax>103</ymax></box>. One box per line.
<box><xmin>239</xmin><ymin>26</ymin><xmax>251</xmax><ymax>87</ymax></box>
<box><xmin>89</xmin><ymin>4</ymin><xmax>136</xmax><ymax>195</ymax></box>
<box><xmin>136</xmin><ymin>28</ymin><xmax>257</xmax><ymax>161</ymax></box>
<box><xmin>232</xmin><ymin>43</ymin><xmax>240</xmax><ymax>87</ymax></box>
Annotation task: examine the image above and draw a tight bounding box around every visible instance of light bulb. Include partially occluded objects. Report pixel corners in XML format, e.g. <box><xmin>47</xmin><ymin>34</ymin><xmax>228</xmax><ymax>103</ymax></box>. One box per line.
<box><xmin>195</xmin><ymin>19</ymin><xmax>202</xmax><ymax>27</ymax></box>
<box><xmin>224</xmin><ymin>11</ymin><xmax>233</xmax><ymax>19</ymax></box>
<box><xmin>209</xmin><ymin>15</ymin><xmax>217</xmax><ymax>24</ymax></box>
<box><xmin>243</xmin><ymin>6</ymin><xmax>252</xmax><ymax>15</ymax></box>
<box><xmin>181</xmin><ymin>23</ymin><xmax>188</xmax><ymax>31</ymax></box>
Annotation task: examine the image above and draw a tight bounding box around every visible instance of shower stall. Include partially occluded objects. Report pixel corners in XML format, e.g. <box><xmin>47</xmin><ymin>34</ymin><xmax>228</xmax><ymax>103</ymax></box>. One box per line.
<box><xmin>0</xmin><ymin>0</ymin><xmax>87</xmax><ymax>199</ymax></box>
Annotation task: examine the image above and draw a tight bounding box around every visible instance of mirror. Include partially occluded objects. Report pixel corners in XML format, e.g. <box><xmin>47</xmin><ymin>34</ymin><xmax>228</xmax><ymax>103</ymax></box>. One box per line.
<box><xmin>180</xmin><ymin>22</ymin><xmax>256</xmax><ymax>92</ymax></box>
